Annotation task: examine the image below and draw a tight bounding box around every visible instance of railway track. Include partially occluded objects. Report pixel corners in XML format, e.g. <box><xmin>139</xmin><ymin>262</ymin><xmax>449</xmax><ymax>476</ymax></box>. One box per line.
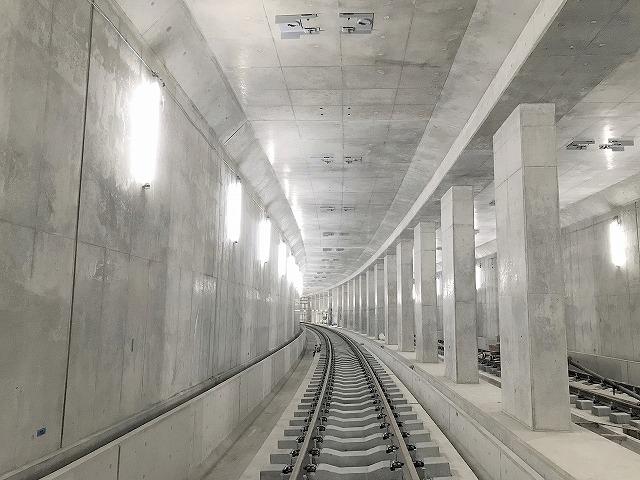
<box><xmin>260</xmin><ymin>325</ymin><xmax>452</xmax><ymax>479</ymax></box>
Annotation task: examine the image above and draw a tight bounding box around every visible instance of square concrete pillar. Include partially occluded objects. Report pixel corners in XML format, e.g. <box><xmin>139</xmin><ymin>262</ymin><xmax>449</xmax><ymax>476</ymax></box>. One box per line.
<box><xmin>353</xmin><ymin>277</ymin><xmax>360</xmax><ymax>331</ymax></box>
<box><xmin>340</xmin><ymin>284</ymin><xmax>346</xmax><ymax>327</ymax></box>
<box><xmin>367</xmin><ymin>268</ymin><xmax>375</xmax><ymax>337</ymax></box>
<box><xmin>345</xmin><ymin>281</ymin><xmax>351</xmax><ymax>329</ymax></box>
<box><xmin>441</xmin><ymin>186</ymin><xmax>479</xmax><ymax>384</ymax></box>
<box><xmin>383</xmin><ymin>254</ymin><xmax>398</xmax><ymax>345</ymax></box>
<box><xmin>374</xmin><ymin>262</ymin><xmax>385</xmax><ymax>339</ymax></box>
<box><xmin>350</xmin><ymin>279</ymin><xmax>356</xmax><ymax>330</ymax></box>
<box><xmin>396</xmin><ymin>239</ymin><xmax>415</xmax><ymax>352</ymax></box>
<box><xmin>493</xmin><ymin>103</ymin><xmax>570</xmax><ymax>431</ymax></box>
<box><xmin>358</xmin><ymin>272</ymin><xmax>369</xmax><ymax>335</ymax></box>
<box><xmin>414</xmin><ymin>222</ymin><xmax>438</xmax><ymax>363</ymax></box>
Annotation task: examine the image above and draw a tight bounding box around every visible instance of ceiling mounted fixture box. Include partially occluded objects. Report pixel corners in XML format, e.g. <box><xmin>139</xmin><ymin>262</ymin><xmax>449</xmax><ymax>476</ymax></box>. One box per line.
<box><xmin>340</xmin><ymin>13</ymin><xmax>375</xmax><ymax>34</ymax></box>
<box><xmin>275</xmin><ymin>14</ymin><xmax>321</xmax><ymax>39</ymax></box>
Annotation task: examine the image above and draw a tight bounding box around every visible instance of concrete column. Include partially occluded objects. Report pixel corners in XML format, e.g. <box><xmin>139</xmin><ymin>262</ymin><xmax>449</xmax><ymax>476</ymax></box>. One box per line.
<box><xmin>352</xmin><ymin>278</ymin><xmax>358</xmax><ymax>331</ymax></box>
<box><xmin>339</xmin><ymin>284</ymin><xmax>345</xmax><ymax>327</ymax></box>
<box><xmin>331</xmin><ymin>288</ymin><xmax>337</xmax><ymax>325</ymax></box>
<box><xmin>493</xmin><ymin>103</ymin><xmax>570</xmax><ymax>430</ymax></box>
<box><xmin>413</xmin><ymin>222</ymin><xmax>438</xmax><ymax>363</ymax></box>
<box><xmin>366</xmin><ymin>268</ymin><xmax>375</xmax><ymax>337</ymax></box>
<box><xmin>358</xmin><ymin>274</ymin><xmax>366</xmax><ymax>334</ymax></box>
<box><xmin>346</xmin><ymin>281</ymin><xmax>352</xmax><ymax>329</ymax></box>
<box><xmin>396</xmin><ymin>239</ymin><xmax>415</xmax><ymax>352</ymax></box>
<box><xmin>374</xmin><ymin>262</ymin><xmax>385</xmax><ymax>339</ymax></box>
<box><xmin>344</xmin><ymin>283</ymin><xmax>349</xmax><ymax>328</ymax></box>
<box><xmin>441</xmin><ymin>186</ymin><xmax>478</xmax><ymax>384</ymax></box>
<box><xmin>383</xmin><ymin>254</ymin><xmax>397</xmax><ymax>345</ymax></box>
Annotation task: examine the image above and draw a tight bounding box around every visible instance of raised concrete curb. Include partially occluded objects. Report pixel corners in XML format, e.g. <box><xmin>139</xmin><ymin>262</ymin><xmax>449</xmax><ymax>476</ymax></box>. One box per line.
<box><xmin>34</xmin><ymin>333</ymin><xmax>306</xmax><ymax>480</ymax></box>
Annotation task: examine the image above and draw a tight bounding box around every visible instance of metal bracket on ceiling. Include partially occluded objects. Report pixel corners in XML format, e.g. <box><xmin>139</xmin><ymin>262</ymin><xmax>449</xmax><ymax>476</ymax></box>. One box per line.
<box><xmin>600</xmin><ymin>138</ymin><xmax>634</xmax><ymax>152</ymax></box>
<box><xmin>339</xmin><ymin>13</ymin><xmax>374</xmax><ymax>34</ymax></box>
<box><xmin>275</xmin><ymin>14</ymin><xmax>321</xmax><ymax>39</ymax></box>
<box><xmin>566</xmin><ymin>139</ymin><xmax>595</xmax><ymax>150</ymax></box>
<box><xmin>312</xmin><ymin>154</ymin><xmax>335</xmax><ymax>164</ymax></box>
<box><xmin>344</xmin><ymin>155</ymin><xmax>363</xmax><ymax>164</ymax></box>
<box><xmin>567</xmin><ymin>138</ymin><xmax>635</xmax><ymax>152</ymax></box>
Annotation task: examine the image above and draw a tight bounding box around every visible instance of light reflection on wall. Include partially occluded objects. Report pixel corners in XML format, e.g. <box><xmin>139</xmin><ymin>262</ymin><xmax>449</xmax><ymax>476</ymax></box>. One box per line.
<box><xmin>609</xmin><ymin>217</ymin><xmax>626</xmax><ymax>267</ymax></box>
<box><xmin>287</xmin><ymin>255</ymin><xmax>303</xmax><ymax>295</ymax></box>
<box><xmin>226</xmin><ymin>179</ymin><xmax>242</xmax><ymax>242</ymax></box>
<box><xmin>258</xmin><ymin>217</ymin><xmax>271</xmax><ymax>263</ymax></box>
<box><xmin>278</xmin><ymin>240</ymin><xmax>288</xmax><ymax>277</ymax></box>
<box><xmin>130</xmin><ymin>79</ymin><xmax>161</xmax><ymax>186</ymax></box>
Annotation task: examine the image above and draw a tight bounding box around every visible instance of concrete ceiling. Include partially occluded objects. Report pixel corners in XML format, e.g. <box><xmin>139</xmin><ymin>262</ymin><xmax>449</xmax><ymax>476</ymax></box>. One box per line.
<box><xmin>116</xmin><ymin>0</ymin><xmax>640</xmax><ymax>293</ymax></box>
<box><xmin>327</xmin><ymin>0</ymin><xmax>640</xmax><ymax>291</ymax></box>
<box><xmin>181</xmin><ymin>0</ymin><xmax>479</xmax><ymax>288</ymax></box>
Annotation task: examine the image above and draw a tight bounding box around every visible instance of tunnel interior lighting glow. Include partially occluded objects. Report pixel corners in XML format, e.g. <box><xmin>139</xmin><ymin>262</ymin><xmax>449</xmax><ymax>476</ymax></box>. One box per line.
<box><xmin>609</xmin><ymin>217</ymin><xmax>626</xmax><ymax>267</ymax></box>
<box><xmin>258</xmin><ymin>217</ymin><xmax>271</xmax><ymax>263</ymax></box>
<box><xmin>278</xmin><ymin>240</ymin><xmax>288</xmax><ymax>277</ymax></box>
<box><xmin>287</xmin><ymin>255</ymin><xmax>303</xmax><ymax>295</ymax></box>
<box><xmin>226</xmin><ymin>179</ymin><xmax>242</xmax><ymax>243</ymax></box>
<box><xmin>436</xmin><ymin>276</ymin><xmax>441</xmax><ymax>296</ymax></box>
<box><xmin>130</xmin><ymin>79</ymin><xmax>161</xmax><ymax>186</ymax></box>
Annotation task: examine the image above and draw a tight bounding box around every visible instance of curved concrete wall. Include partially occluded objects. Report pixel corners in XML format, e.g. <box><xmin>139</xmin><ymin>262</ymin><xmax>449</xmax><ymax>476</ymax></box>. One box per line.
<box><xmin>0</xmin><ymin>1</ymin><xmax>299</xmax><ymax>475</ymax></box>
<box><xmin>38</xmin><ymin>333</ymin><xmax>306</xmax><ymax>480</ymax></box>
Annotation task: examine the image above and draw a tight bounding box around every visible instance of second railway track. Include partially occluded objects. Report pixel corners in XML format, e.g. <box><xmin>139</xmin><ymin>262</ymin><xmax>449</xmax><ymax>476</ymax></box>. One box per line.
<box><xmin>260</xmin><ymin>325</ymin><xmax>452</xmax><ymax>480</ymax></box>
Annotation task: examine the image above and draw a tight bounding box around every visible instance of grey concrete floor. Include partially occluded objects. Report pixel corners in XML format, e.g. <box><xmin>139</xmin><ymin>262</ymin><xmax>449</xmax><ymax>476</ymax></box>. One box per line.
<box><xmin>201</xmin><ymin>343</ymin><xmax>317</xmax><ymax>480</ymax></box>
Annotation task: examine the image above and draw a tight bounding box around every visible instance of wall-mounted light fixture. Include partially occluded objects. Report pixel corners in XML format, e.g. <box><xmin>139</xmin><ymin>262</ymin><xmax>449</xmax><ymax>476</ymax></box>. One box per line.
<box><xmin>226</xmin><ymin>178</ymin><xmax>242</xmax><ymax>243</ymax></box>
<box><xmin>258</xmin><ymin>217</ymin><xmax>271</xmax><ymax>263</ymax></box>
<box><xmin>609</xmin><ymin>216</ymin><xmax>626</xmax><ymax>267</ymax></box>
<box><xmin>287</xmin><ymin>255</ymin><xmax>303</xmax><ymax>295</ymax></box>
<box><xmin>475</xmin><ymin>264</ymin><xmax>482</xmax><ymax>288</ymax></box>
<box><xmin>436</xmin><ymin>276</ymin><xmax>442</xmax><ymax>297</ymax></box>
<box><xmin>278</xmin><ymin>240</ymin><xmax>288</xmax><ymax>277</ymax></box>
<box><xmin>130</xmin><ymin>79</ymin><xmax>161</xmax><ymax>188</ymax></box>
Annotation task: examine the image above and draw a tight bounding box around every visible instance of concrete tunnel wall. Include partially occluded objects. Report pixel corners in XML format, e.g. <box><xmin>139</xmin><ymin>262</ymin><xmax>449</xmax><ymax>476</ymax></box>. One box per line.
<box><xmin>40</xmin><ymin>333</ymin><xmax>306</xmax><ymax>480</ymax></box>
<box><xmin>0</xmin><ymin>1</ymin><xmax>300</xmax><ymax>475</ymax></box>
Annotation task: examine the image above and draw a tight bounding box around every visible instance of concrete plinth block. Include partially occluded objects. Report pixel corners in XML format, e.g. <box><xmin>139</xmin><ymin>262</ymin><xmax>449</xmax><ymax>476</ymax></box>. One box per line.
<box><xmin>569</xmin><ymin>394</ymin><xmax>578</xmax><ymax>404</ymax></box>
<box><xmin>575</xmin><ymin>399</ymin><xmax>593</xmax><ymax>410</ymax></box>
<box><xmin>316</xmin><ymin>460</ymin><xmax>403</xmax><ymax>480</ymax></box>
<box><xmin>591</xmin><ymin>405</ymin><xmax>611</xmax><ymax>417</ymax></box>
<box><xmin>321</xmin><ymin>433</ymin><xmax>388</xmax><ymax>451</ymax></box>
<box><xmin>610</xmin><ymin>412</ymin><xmax>632</xmax><ymax>424</ymax></box>
<box><xmin>260</xmin><ymin>465</ymin><xmax>290</xmax><ymax>480</ymax></box>
<box><xmin>422</xmin><ymin>457</ymin><xmax>452</xmax><ymax>478</ymax></box>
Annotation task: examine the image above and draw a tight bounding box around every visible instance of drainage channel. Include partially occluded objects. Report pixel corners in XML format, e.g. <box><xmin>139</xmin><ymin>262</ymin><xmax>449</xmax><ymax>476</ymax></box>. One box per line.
<box><xmin>260</xmin><ymin>325</ymin><xmax>452</xmax><ymax>480</ymax></box>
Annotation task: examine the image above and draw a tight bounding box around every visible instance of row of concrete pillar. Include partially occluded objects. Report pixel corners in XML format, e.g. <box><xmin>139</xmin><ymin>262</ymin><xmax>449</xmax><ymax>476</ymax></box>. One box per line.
<box><xmin>318</xmin><ymin>104</ymin><xmax>570</xmax><ymax>432</ymax></box>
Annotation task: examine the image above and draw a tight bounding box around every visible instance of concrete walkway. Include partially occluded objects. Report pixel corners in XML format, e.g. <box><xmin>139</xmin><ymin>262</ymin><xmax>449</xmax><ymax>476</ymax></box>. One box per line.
<box><xmin>201</xmin><ymin>334</ymin><xmax>319</xmax><ymax>480</ymax></box>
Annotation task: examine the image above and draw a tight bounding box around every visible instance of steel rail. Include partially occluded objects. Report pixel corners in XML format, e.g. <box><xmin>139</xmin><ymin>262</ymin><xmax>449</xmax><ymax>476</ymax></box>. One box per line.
<box><xmin>289</xmin><ymin>326</ymin><xmax>333</xmax><ymax>479</ymax></box>
<box><xmin>321</xmin><ymin>325</ymin><xmax>421</xmax><ymax>480</ymax></box>
<box><xmin>569</xmin><ymin>357</ymin><xmax>640</xmax><ymax>403</ymax></box>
